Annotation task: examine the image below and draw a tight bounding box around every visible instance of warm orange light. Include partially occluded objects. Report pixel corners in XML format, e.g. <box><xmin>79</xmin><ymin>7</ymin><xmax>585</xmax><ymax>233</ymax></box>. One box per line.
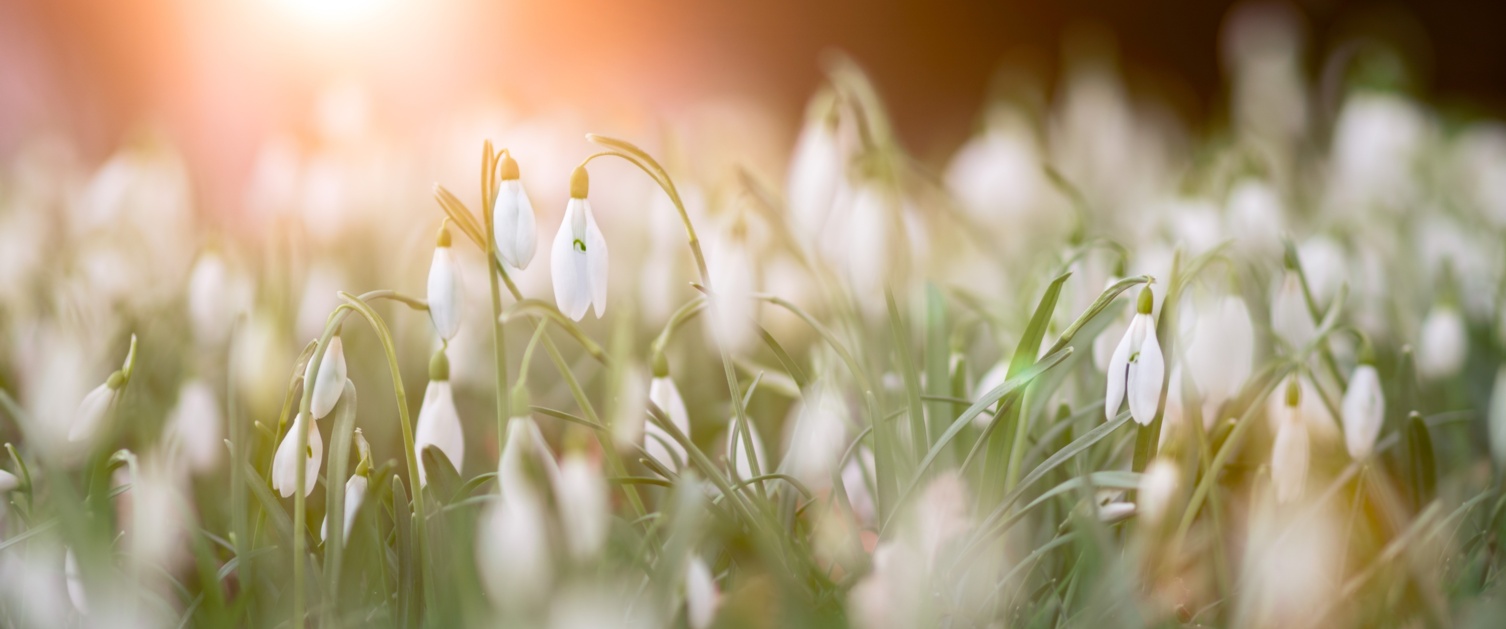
<box><xmin>268</xmin><ymin>0</ymin><xmax>397</xmax><ymax>28</ymax></box>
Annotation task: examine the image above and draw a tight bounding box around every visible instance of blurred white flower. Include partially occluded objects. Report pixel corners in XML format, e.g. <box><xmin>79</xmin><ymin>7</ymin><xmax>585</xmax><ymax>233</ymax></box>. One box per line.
<box><xmin>306</xmin><ymin>336</ymin><xmax>347</xmax><ymax>420</ymax></box>
<box><xmin>783</xmin><ymin>381</ymin><xmax>849</xmax><ymax>489</ymax></box>
<box><xmin>705</xmin><ymin>224</ymin><xmax>758</xmax><ymax>353</ymax></box>
<box><xmin>186</xmin><ymin>250</ymin><xmax>252</xmax><ymax>346</ymax></box>
<box><xmin>1271</xmin><ymin>378</ymin><xmax>1309</xmax><ymax>504</ymax></box>
<box><xmin>1490</xmin><ymin>366</ymin><xmax>1506</xmax><ymax>468</ymax></box>
<box><xmin>1224</xmin><ymin>179</ymin><xmax>1285</xmax><ymax>256</ymax></box>
<box><xmin>838</xmin><ymin>183</ymin><xmax>893</xmax><ymax>299</ymax></box>
<box><xmin>493</xmin><ymin>155</ymin><xmax>539</xmax><ymax>270</ymax></box>
<box><xmin>724</xmin><ymin>419</ymin><xmax>768</xmax><ymax>481</ymax></box>
<box><xmin>165</xmin><ymin>379</ymin><xmax>222</xmax><ymax>473</ymax></box>
<box><xmin>1417</xmin><ymin>305</ymin><xmax>1467</xmax><ymax>379</ymax></box>
<box><xmin>69</xmin><ymin>375</ymin><xmax>121</xmax><ymax>444</ymax></box>
<box><xmin>296</xmin><ymin>264</ymin><xmax>348</xmax><ymax>341</ymax></box>
<box><xmin>1341</xmin><ymin>363</ymin><xmax>1385</xmax><ymax>460</ymax></box>
<box><xmin>1105</xmin><ymin>288</ymin><xmax>1164</xmax><ymax>425</ymax></box>
<box><xmin>272</xmin><ymin>412</ymin><xmax>323</xmax><ymax>498</ymax></box>
<box><xmin>128</xmin><ymin>456</ymin><xmax>189</xmax><ymax>572</ymax></box>
<box><xmin>552</xmin><ymin>167</ymin><xmax>609</xmax><ymax>320</ymax></box>
<box><xmin>427</xmin><ymin>228</ymin><xmax>464</xmax><ymax>340</ymax></box>
<box><xmin>786</xmin><ymin>94</ymin><xmax>844</xmax><ymax>239</ymax></box>
<box><xmin>647</xmin><ymin>374</ymin><xmax>691</xmax><ymax>472</ymax></box>
<box><xmin>477</xmin><ymin>483</ymin><xmax>551</xmax><ymax>611</ymax></box>
<box><xmin>1139</xmin><ymin>457</ymin><xmax>1180</xmax><ymax>526</ymax></box>
<box><xmin>1271</xmin><ymin>270</ymin><xmax>1316</xmax><ymax>350</ymax></box>
<box><xmin>842</xmin><ymin>448</ymin><xmax>877</xmax><ymax>527</ymax></box>
<box><xmin>685</xmin><ymin>556</ymin><xmax>720</xmax><ymax>629</ymax></box>
<box><xmin>321</xmin><ymin>473</ymin><xmax>368</xmax><ymax>546</ymax></box>
<box><xmin>415</xmin><ymin>350</ymin><xmax>464</xmax><ymax>486</ymax></box>
<box><xmin>945</xmin><ymin>108</ymin><xmax>1046</xmax><ymax>226</ymax></box>
<box><xmin>64</xmin><ymin>548</ymin><xmax>86</xmax><ymax>615</ymax></box>
<box><xmin>499</xmin><ymin>417</ymin><xmax>561</xmax><ymax>503</ymax></box>
<box><xmin>1328</xmin><ymin>92</ymin><xmax>1428</xmax><ymax>214</ymax></box>
<box><xmin>1097</xmin><ymin>501</ymin><xmax>1136</xmax><ymax>523</ymax></box>
<box><xmin>0</xmin><ymin>470</ymin><xmax>18</xmax><ymax>493</ymax></box>
<box><xmin>1184</xmin><ymin>295</ymin><xmax>1255</xmax><ymax>427</ymax></box>
<box><xmin>553</xmin><ymin>453</ymin><xmax>608</xmax><ymax>560</ymax></box>
<box><xmin>1297</xmin><ymin>236</ymin><xmax>1347</xmax><ymax>305</ymax></box>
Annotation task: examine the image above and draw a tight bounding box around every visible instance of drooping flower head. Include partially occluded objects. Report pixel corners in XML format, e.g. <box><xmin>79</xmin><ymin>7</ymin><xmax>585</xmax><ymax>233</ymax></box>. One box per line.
<box><xmin>306</xmin><ymin>335</ymin><xmax>347</xmax><ymax>420</ymax></box>
<box><xmin>1105</xmin><ymin>286</ymin><xmax>1165</xmax><ymax>425</ymax></box>
<box><xmin>414</xmin><ymin>348</ymin><xmax>464</xmax><ymax>487</ymax></box>
<box><xmin>551</xmin><ymin>165</ymin><xmax>609</xmax><ymax>320</ymax></box>
<box><xmin>492</xmin><ymin>154</ymin><xmax>538</xmax><ymax>270</ymax></box>
<box><xmin>427</xmin><ymin>224</ymin><xmax>464</xmax><ymax>340</ymax></box>
<box><xmin>1271</xmin><ymin>377</ymin><xmax>1310</xmax><ymax>504</ymax></box>
<box><xmin>1341</xmin><ymin>344</ymin><xmax>1385</xmax><ymax>460</ymax></box>
<box><xmin>272</xmin><ymin>412</ymin><xmax>323</xmax><ymax>498</ymax></box>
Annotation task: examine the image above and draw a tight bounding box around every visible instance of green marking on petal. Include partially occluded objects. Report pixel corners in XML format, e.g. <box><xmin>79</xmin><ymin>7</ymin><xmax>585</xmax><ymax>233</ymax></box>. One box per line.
<box><xmin>574</xmin><ymin>238</ymin><xmax>586</xmax><ymax>252</ymax></box>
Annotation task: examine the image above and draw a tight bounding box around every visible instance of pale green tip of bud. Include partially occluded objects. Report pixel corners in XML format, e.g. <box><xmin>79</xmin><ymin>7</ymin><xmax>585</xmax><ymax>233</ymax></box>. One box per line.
<box><xmin>354</xmin><ymin>457</ymin><xmax>371</xmax><ymax>477</ymax></box>
<box><xmin>1284</xmin><ymin>377</ymin><xmax>1301</xmax><ymax>407</ymax></box>
<box><xmin>499</xmin><ymin>155</ymin><xmax>520</xmax><ymax>181</ymax></box>
<box><xmin>1136</xmin><ymin>286</ymin><xmax>1154</xmax><ymax>315</ymax></box>
<box><xmin>436</xmin><ymin>224</ymin><xmax>452</xmax><ymax>248</ymax></box>
<box><xmin>570</xmin><ymin>165</ymin><xmax>590</xmax><ymax>199</ymax></box>
<box><xmin>1358</xmin><ymin>339</ymin><xmax>1377</xmax><ymax>365</ymax></box>
<box><xmin>429</xmin><ymin>349</ymin><xmax>450</xmax><ymax>382</ymax></box>
<box><xmin>651</xmin><ymin>351</ymin><xmax>669</xmax><ymax>378</ymax></box>
<box><xmin>106</xmin><ymin>370</ymin><xmax>126</xmax><ymax>390</ymax></box>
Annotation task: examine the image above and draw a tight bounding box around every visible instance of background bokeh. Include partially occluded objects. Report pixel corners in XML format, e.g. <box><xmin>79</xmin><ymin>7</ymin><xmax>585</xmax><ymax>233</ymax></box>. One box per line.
<box><xmin>4</xmin><ymin>0</ymin><xmax>1505</xmax><ymax>212</ymax></box>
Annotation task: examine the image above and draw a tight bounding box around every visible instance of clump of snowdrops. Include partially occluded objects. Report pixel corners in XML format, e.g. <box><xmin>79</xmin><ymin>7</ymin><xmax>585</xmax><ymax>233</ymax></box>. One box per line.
<box><xmin>3</xmin><ymin>34</ymin><xmax>1506</xmax><ymax>629</ymax></box>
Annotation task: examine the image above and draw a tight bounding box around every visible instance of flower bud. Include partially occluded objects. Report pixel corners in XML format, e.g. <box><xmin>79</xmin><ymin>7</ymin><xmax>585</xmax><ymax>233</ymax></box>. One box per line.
<box><xmin>415</xmin><ymin>350</ymin><xmax>464</xmax><ymax>487</ymax></box>
<box><xmin>271</xmin><ymin>412</ymin><xmax>323</xmax><ymax>498</ymax></box>
<box><xmin>1341</xmin><ymin>363</ymin><xmax>1385</xmax><ymax>459</ymax></box>
<box><xmin>493</xmin><ymin>155</ymin><xmax>539</xmax><ymax>271</ymax></box>
<box><xmin>427</xmin><ymin>225</ymin><xmax>464</xmax><ymax>340</ymax></box>
<box><xmin>306</xmin><ymin>336</ymin><xmax>347</xmax><ymax>420</ymax></box>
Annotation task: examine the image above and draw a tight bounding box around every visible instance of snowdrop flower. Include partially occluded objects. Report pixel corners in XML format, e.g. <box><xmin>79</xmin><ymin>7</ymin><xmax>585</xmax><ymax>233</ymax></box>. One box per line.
<box><xmin>1490</xmin><ymin>366</ymin><xmax>1506</xmax><ymax>469</ymax></box>
<box><xmin>0</xmin><ymin>470</ymin><xmax>18</xmax><ymax>493</ymax></box>
<box><xmin>69</xmin><ymin>371</ymin><xmax>124</xmax><ymax>443</ymax></box>
<box><xmin>551</xmin><ymin>166</ymin><xmax>608</xmax><ymax>320</ymax></box>
<box><xmin>1271</xmin><ymin>378</ymin><xmax>1309</xmax><ymax>504</ymax></box>
<box><xmin>1417</xmin><ymin>304</ymin><xmax>1467</xmax><ymax>379</ymax></box>
<box><xmin>272</xmin><ymin>412</ymin><xmax>323</xmax><ymax>498</ymax></box>
<box><xmin>498</xmin><ymin>416</ymin><xmax>561</xmax><ymax>503</ymax></box>
<box><xmin>842</xmin><ymin>448</ymin><xmax>877</xmax><ymax>527</ymax></box>
<box><xmin>786</xmin><ymin>91</ymin><xmax>843</xmax><ymax>238</ymax></box>
<box><xmin>784</xmin><ymin>381</ymin><xmax>849</xmax><ymax>489</ymax></box>
<box><xmin>1271</xmin><ymin>270</ymin><xmax>1316</xmax><ymax>350</ymax></box>
<box><xmin>685</xmin><ymin>556</ymin><xmax>720</xmax><ymax>629</ymax></box>
<box><xmin>427</xmin><ymin>225</ymin><xmax>464</xmax><ymax>340</ymax></box>
<box><xmin>492</xmin><ymin>154</ymin><xmax>538</xmax><ymax>270</ymax></box>
<box><xmin>1105</xmin><ymin>287</ymin><xmax>1165</xmax><ymax>425</ymax></box>
<box><xmin>647</xmin><ymin>360</ymin><xmax>691</xmax><ymax>472</ymax></box>
<box><xmin>724</xmin><ymin>419</ymin><xmax>767</xmax><ymax>481</ymax></box>
<box><xmin>1139</xmin><ymin>457</ymin><xmax>1179</xmax><ymax>526</ymax></box>
<box><xmin>839</xmin><ymin>182</ymin><xmax>893</xmax><ymax>298</ymax></box>
<box><xmin>1341</xmin><ymin>356</ymin><xmax>1385</xmax><ymax>460</ymax></box>
<box><xmin>415</xmin><ymin>349</ymin><xmax>464</xmax><ymax>486</ymax></box>
<box><xmin>186</xmin><ymin>249</ymin><xmax>251</xmax><ymax>346</ymax></box>
<box><xmin>305</xmin><ymin>335</ymin><xmax>347</xmax><ymax>420</ymax></box>
<box><xmin>319</xmin><ymin>429</ymin><xmax>373</xmax><ymax>545</ymax></box>
<box><xmin>1184</xmin><ymin>295</ymin><xmax>1255</xmax><ymax>427</ymax></box>
<box><xmin>321</xmin><ymin>473</ymin><xmax>368</xmax><ymax>546</ymax></box>
<box><xmin>165</xmin><ymin>379</ymin><xmax>222</xmax><ymax>472</ymax></box>
<box><xmin>477</xmin><ymin>484</ymin><xmax>551</xmax><ymax>611</ymax></box>
<box><xmin>552</xmin><ymin>452</ymin><xmax>608</xmax><ymax>560</ymax></box>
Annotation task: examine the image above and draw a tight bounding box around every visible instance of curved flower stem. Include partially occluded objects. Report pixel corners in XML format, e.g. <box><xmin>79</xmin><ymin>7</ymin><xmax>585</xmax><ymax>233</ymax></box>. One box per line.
<box><xmin>582</xmin><ymin>135</ymin><xmax>766</xmax><ymax>504</ymax></box>
<box><xmin>288</xmin><ymin>289</ymin><xmax>427</xmax><ymax>627</ymax></box>
<box><xmin>333</xmin><ymin>292</ymin><xmax>435</xmax><ymax>615</ymax></box>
